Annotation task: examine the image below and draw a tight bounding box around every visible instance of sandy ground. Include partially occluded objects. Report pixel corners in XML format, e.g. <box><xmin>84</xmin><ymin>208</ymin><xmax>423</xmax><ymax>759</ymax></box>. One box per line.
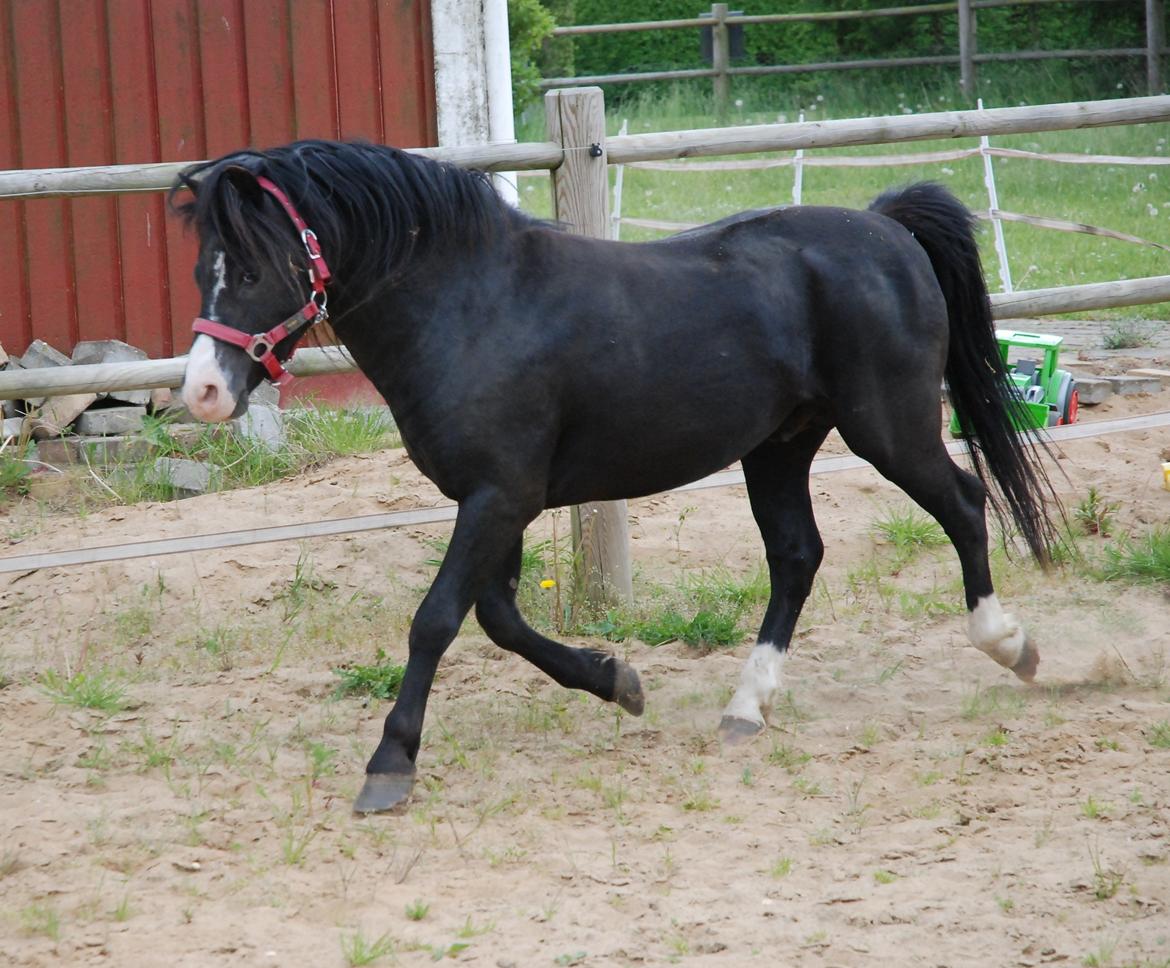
<box><xmin>2</xmin><ymin>358</ymin><xmax>1169</xmax><ymax>967</ymax></box>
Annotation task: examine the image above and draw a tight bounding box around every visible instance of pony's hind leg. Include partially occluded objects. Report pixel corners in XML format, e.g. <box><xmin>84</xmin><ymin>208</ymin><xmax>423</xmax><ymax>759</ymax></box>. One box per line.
<box><xmin>475</xmin><ymin>541</ymin><xmax>645</xmax><ymax>715</ymax></box>
<box><xmin>839</xmin><ymin>424</ymin><xmax>1039</xmax><ymax>682</ymax></box>
<box><xmin>720</xmin><ymin>427</ymin><xmax>829</xmax><ymax>744</ymax></box>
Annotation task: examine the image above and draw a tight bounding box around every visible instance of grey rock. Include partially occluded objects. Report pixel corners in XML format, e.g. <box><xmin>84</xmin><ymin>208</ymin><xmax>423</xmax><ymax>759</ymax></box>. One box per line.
<box><xmin>36</xmin><ymin>435</ymin><xmax>154</xmax><ymax>467</ymax></box>
<box><xmin>249</xmin><ymin>381</ymin><xmax>281</xmax><ymax>408</ymax></box>
<box><xmin>75</xmin><ymin>406</ymin><xmax>147</xmax><ymax>437</ymax></box>
<box><xmin>1127</xmin><ymin>368</ymin><xmax>1170</xmax><ymax>389</ymax></box>
<box><xmin>150</xmin><ymin>457</ymin><xmax>213</xmax><ymax>496</ymax></box>
<box><xmin>2</xmin><ymin>416</ymin><xmax>25</xmax><ymax>440</ymax></box>
<box><xmin>1106</xmin><ymin>374</ymin><xmax>1161</xmax><ymax>396</ymax></box>
<box><xmin>18</xmin><ymin>339</ymin><xmax>71</xmax><ymax>370</ymax></box>
<box><xmin>233</xmin><ymin>404</ymin><xmax>285</xmax><ymax>450</ymax></box>
<box><xmin>1074</xmin><ymin>377</ymin><xmax>1113</xmax><ymax>406</ymax></box>
<box><xmin>72</xmin><ymin>340</ymin><xmax>151</xmax><ymax>405</ymax></box>
<box><xmin>29</xmin><ymin>393</ymin><xmax>99</xmax><ymax>439</ymax></box>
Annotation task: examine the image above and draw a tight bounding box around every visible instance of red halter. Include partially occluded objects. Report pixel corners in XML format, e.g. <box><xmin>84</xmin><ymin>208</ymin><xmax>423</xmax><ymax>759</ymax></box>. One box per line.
<box><xmin>191</xmin><ymin>175</ymin><xmax>332</xmax><ymax>383</ymax></box>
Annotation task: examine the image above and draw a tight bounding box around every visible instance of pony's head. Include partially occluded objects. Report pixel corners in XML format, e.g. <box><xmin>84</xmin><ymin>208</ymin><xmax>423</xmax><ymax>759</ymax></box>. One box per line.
<box><xmin>172</xmin><ymin>139</ymin><xmax>513</xmax><ymax>420</ymax></box>
<box><xmin>172</xmin><ymin>154</ymin><xmax>327</xmax><ymax>421</ymax></box>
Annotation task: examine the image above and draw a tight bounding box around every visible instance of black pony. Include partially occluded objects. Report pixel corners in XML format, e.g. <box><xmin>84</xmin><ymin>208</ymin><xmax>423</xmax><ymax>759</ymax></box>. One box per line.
<box><xmin>173</xmin><ymin>139</ymin><xmax>1057</xmax><ymax>814</ymax></box>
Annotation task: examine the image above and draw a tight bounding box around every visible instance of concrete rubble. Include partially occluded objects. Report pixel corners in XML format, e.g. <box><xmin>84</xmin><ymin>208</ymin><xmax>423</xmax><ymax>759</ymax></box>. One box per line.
<box><xmin>0</xmin><ymin>339</ymin><xmax>284</xmax><ymax>495</ymax></box>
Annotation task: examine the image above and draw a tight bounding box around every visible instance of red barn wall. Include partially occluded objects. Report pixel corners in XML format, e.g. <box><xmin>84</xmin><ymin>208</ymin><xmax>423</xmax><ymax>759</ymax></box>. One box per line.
<box><xmin>0</xmin><ymin>0</ymin><xmax>436</xmax><ymax>387</ymax></box>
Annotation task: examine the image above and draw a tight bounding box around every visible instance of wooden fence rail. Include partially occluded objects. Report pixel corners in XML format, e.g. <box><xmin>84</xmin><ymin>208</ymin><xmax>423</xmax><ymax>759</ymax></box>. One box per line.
<box><xmin>542</xmin><ymin>0</ymin><xmax>1165</xmax><ymax>109</ymax></box>
<box><xmin>3</xmin><ymin>96</ymin><xmax>1168</xmax><ymax>199</ymax></box>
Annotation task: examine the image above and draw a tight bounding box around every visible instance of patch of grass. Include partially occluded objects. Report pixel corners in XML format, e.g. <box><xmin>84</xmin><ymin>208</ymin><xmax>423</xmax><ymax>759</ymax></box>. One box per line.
<box><xmin>682</xmin><ymin>564</ymin><xmax>771</xmax><ymax>610</ymax></box>
<box><xmin>405</xmin><ymin>899</ymin><xmax>430</xmax><ymax>921</ymax></box>
<box><xmin>1081</xmin><ymin>795</ymin><xmax>1111</xmax><ymax>820</ymax></box>
<box><xmin>586</xmin><ymin>604</ymin><xmax>744</xmax><ymax>650</ymax></box>
<box><xmin>770</xmin><ymin>857</ymin><xmax>793</xmax><ymax>878</ymax></box>
<box><xmin>21</xmin><ymin>902</ymin><xmax>61</xmax><ymax>940</ymax></box>
<box><xmin>0</xmin><ymin>439</ymin><xmax>33</xmax><ymax>497</ymax></box>
<box><xmin>873</xmin><ymin>869</ymin><xmax>898</xmax><ymax>885</ymax></box>
<box><xmin>767</xmin><ymin>740</ymin><xmax>811</xmax><ymax>773</ymax></box>
<box><xmin>1089</xmin><ymin>842</ymin><xmax>1125</xmax><ymax>901</ymax></box>
<box><xmin>39</xmin><ymin>668</ymin><xmax>127</xmax><ymax>713</ymax></box>
<box><xmin>681</xmin><ymin>786</ymin><xmax>717</xmax><ymax>812</ymax></box>
<box><xmin>873</xmin><ymin>505</ymin><xmax>950</xmax><ymax>550</ymax></box>
<box><xmin>1102</xmin><ymin>528</ymin><xmax>1170</xmax><ymax>585</ymax></box>
<box><xmin>341</xmin><ymin>928</ymin><xmax>397</xmax><ymax>967</ymax></box>
<box><xmin>287</xmin><ymin>404</ymin><xmax>399</xmax><ymax>456</ymax></box>
<box><xmin>1146</xmin><ymin>721</ymin><xmax>1170</xmax><ymax>749</ymax></box>
<box><xmin>1101</xmin><ymin>319</ymin><xmax>1154</xmax><ymax>349</ymax></box>
<box><xmin>961</xmin><ymin>684</ymin><xmax>1027</xmax><ymax>721</ymax></box>
<box><xmin>333</xmin><ymin>648</ymin><xmax>406</xmax><ymax>701</ymax></box>
<box><xmin>984</xmin><ymin>727</ymin><xmax>1010</xmax><ymax>748</ymax></box>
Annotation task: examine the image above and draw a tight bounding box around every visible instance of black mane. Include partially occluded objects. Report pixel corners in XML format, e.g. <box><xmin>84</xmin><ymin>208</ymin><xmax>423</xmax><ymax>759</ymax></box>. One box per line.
<box><xmin>171</xmin><ymin>139</ymin><xmax>523</xmax><ymax>297</ymax></box>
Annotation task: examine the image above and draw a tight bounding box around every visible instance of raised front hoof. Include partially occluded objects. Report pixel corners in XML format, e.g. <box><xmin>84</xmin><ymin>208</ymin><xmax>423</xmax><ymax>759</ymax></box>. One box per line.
<box><xmin>718</xmin><ymin>715</ymin><xmax>764</xmax><ymax>746</ymax></box>
<box><xmin>1010</xmin><ymin>637</ymin><xmax>1040</xmax><ymax>683</ymax></box>
<box><xmin>612</xmin><ymin>658</ymin><xmax>645</xmax><ymax>716</ymax></box>
<box><xmin>353</xmin><ymin>770</ymin><xmax>416</xmax><ymax>815</ymax></box>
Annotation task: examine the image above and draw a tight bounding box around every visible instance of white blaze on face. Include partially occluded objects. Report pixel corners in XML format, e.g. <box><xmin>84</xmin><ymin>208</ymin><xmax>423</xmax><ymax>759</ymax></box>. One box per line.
<box><xmin>721</xmin><ymin>642</ymin><xmax>786</xmax><ymax>727</ymax></box>
<box><xmin>208</xmin><ymin>250</ymin><xmax>227</xmax><ymax>318</ymax></box>
<box><xmin>968</xmin><ymin>593</ymin><xmax>1026</xmax><ymax>668</ymax></box>
<box><xmin>181</xmin><ymin>250</ymin><xmax>238</xmax><ymax>422</ymax></box>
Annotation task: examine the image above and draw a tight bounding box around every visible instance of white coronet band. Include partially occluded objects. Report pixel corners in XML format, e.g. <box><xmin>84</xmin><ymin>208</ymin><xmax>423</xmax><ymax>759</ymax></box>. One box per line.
<box><xmin>721</xmin><ymin>642</ymin><xmax>785</xmax><ymax>726</ymax></box>
<box><xmin>968</xmin><ymin>593</ymin><xmax>1026</xmax><ymax>668</ymax></box>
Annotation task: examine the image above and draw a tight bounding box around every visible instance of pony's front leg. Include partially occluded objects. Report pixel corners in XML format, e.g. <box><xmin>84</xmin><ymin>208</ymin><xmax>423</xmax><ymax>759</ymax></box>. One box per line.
<box><xmin>354</xmin><ymin>490</ymin><xmax>532</xmax><ymax>814</ymax></box>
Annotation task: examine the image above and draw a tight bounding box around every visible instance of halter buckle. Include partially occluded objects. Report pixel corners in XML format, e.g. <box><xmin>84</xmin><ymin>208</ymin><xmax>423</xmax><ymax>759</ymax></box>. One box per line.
<box><xmin>246</xmin><ymin>336</ymin><xmax>273</xmax><ymax>363</ymax></box>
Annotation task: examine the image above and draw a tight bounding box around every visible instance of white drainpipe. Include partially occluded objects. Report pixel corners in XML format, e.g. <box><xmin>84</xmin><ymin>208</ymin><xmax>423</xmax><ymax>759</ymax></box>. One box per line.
<box><xmin>483</xmin><ymin>0</ymin><xmax>518</xmax><ymax>206</ymax></box>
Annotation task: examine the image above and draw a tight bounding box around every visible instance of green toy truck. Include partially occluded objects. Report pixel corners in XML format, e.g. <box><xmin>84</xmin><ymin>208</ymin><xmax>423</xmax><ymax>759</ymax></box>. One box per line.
<box><xmin>949</xmin><ymin>329</ymin><xmax>1078</xmax><ymax>436</ymax></box>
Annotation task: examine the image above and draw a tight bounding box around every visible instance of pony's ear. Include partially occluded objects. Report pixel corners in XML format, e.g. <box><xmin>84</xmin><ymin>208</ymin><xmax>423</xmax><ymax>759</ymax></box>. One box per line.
<box><xmin>223</xmin><ymin>164</ymin><xmax>265</xmax><ymax>207</ymax></box>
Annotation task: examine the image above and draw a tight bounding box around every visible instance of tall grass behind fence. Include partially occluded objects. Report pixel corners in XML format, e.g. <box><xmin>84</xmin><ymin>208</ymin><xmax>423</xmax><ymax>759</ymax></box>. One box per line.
<box><xmin>517</xmin><ymin>90</ymin><xmax>1170</xmax><ymax>320</ymax></box>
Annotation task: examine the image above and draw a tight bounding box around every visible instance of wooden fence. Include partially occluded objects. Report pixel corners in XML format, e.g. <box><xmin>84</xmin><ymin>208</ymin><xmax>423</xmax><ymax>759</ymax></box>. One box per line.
<box><xmin>541</xmin><ymin>0</ymin><xmax>1168</xmax><ymax>110</ymax></box>
<box><xmin>3</xmin><ymin>89</ymin><xmax>1170</xmax><ymax>600</ymax></box>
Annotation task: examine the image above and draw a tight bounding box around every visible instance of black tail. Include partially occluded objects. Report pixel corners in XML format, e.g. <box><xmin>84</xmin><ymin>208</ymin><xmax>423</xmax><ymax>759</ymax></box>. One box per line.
<box><xmin>869</xmin><ymin>182</ymin><xmax>1060</xmax><ymax>565</ymax></box>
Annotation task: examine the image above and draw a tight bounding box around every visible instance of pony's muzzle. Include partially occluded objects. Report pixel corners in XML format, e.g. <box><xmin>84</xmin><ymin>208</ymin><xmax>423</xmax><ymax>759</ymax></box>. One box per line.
<box><xmin>182</xmin><ymin>333</ymin><xmax>239</xmax><ymax>422</ymax></box>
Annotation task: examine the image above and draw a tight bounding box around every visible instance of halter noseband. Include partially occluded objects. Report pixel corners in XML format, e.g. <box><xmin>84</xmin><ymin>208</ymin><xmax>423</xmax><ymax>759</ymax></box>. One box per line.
<box><xmin>191</xmin><ymin>174</ymin><xmax>332</xmax><ymax>383</ymax></box>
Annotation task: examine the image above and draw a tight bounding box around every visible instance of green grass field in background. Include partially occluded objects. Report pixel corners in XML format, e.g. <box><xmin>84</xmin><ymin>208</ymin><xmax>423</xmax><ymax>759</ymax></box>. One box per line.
<box><xmin>517</xmin><ymin>77</ymin><xmax>1170</xmax><ymax>320</ymax></box>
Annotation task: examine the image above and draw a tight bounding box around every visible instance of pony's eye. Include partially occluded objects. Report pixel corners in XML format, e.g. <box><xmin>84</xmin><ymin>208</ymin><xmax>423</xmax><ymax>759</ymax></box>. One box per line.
<box><xmin>241</xmin><ymin>270</ymin><xmax>259</xmax><ymax>286</ymax></box>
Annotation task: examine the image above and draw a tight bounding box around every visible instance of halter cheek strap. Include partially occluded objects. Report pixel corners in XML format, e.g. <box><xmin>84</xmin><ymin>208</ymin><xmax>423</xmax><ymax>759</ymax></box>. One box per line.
<box><xmin>191</xmin><ymin>175</ymin><xmax>332</xmax><ymax>384</ymax></box>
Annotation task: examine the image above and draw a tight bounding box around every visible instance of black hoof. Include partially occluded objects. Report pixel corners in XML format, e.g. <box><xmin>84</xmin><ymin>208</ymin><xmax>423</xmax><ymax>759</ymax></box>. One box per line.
<box><xmin>612</xmin><ymin>658</ymin><xmax>645</xmax><ymax>716</ymax></box>
<box><xmin>718</xmin><ymin>715</ymin><xmax>764</xmax><ymax>746</ymax></box>
<box><xmin>353</xmin><ymin>770</ymin><xmax>416</xmax><ymax>814</ymax></box>
<box><xmin>1011</xmin><ymin>637</ymin><xmax>1040</xmax><ymax>683</ymax></box>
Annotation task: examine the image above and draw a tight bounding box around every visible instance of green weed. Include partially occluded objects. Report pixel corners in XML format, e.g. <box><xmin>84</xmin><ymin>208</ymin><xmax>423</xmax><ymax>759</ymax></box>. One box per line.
<box><xmin>340</xmin><ymin>928</ymin><xmax>397</xmax><ymax>966</ymax></box>
<box><xmin>405</xmin><ymin>899</ymin><xmax>430</xmax><ymax>921</ymax></box>
<box><xmin>286</xmin><ymin>404</ymin><xmax>399</xmax><ymax>456</ymax></box>
<box><xmin>21</xmin><ymin>902</ymin><xmax>61</xmax><ymax>940</ymax></box>
<box><xmin>1102</xmin><ymin>528</ymin><xmax>1170</xmax><ymax>584</ymax></box>
<box><xmin>1146</xmin><ymin>721</ymin><xmax>1170</xmax><ymax>749</ymax></box>
<box><xmin>873</xmin><ymin>505</ymin><xmax>950</xmax><ymax>550</ymax></box>
<box><xmin>1101</xmin><ymin>319</ymin><xmax>1154</xmax><ymax>349</ymax></box>
<box><xmin>1074</xmin><ymin>487</ymin><xmax>1119</xmax><ymax>537</ymax></box>
<box><xmin>0</xmin><ymin>440</ymin><xmax>33</xmax><ymax>496</ymax></box>
<box><xmin>39</xmin><ymin>668</ymin><xmax>127</xmax><ymax>713</ymax></box>
<box><xmin>333</xmin><ymin>649</ymin><xmax>406</xmax><ymax>701</ymax></box>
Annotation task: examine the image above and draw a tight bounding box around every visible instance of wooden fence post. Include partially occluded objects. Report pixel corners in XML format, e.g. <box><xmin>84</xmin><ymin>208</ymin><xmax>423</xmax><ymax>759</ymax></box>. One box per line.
<box><xmin>958</xmin><ymin>0</ymin><xmax>976</xmax><ymax>101</ymax></box>
<box><xmin>711</xmin><ymin>3</ymin><xmax>730</xmax><ymax>117</ymax></box>
<box><xmin>543</xmin><ymin>87</ymin><xmax>634</xmax><ymax>609</ymax></box>
<box><xmin>1148</xmin><ymin>0</ymin><xmax>1166</xmax><ymax>94</ymax></box>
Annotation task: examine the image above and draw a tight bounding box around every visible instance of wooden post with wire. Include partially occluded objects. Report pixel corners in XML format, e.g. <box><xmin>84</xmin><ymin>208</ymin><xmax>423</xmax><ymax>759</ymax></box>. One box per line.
<box><xmin>1148</xmin><ymin>0</ymin><xmax>1166</xmax><ymax>94</ymax></box>
<box><xmin>711</xmin><ymin>3</ymin><xmax>731</xmax><ymax>118</ymax></box>
<box><xmin>544</xmin><ymin>87</ymin><xmax>634</xmax><ymax>608</ymax></box>
<box><xmin>958</xmin><ymin>0</ymin><xmax>976</xmax><ymax>101</ymax></box>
